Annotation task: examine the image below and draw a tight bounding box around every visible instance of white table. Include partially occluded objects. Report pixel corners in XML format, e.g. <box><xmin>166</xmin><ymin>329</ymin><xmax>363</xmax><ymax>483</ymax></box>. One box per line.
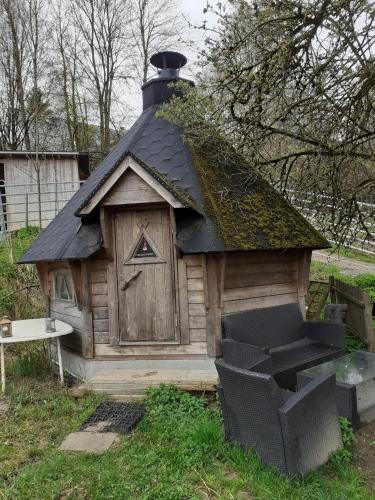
<box><xmin>0</xmin><ymin>318</ymin><xmax>73</xmax><ymax>392</ymax></box>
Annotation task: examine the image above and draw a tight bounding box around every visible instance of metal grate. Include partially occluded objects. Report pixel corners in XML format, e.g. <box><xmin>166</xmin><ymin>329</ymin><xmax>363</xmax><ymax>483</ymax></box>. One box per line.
<box><xmin>80</xmin><ymin>401</ymin><xmax>145</xmax><ymax>434</ymax></box>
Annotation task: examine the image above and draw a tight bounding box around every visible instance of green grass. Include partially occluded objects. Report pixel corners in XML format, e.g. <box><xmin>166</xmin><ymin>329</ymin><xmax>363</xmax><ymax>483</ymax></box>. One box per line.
<box><xmin>0</xmin><ymin>383</ymin><xmax>373</xmax><ymax>499</ymax></box>
<box><xmin>310</xmin><ymin>261</ymin><xmax>375</xmax><ymax>302</ymax></box>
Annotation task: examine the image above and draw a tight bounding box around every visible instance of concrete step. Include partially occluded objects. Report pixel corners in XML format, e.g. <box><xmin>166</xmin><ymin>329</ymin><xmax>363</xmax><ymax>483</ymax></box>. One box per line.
<box><xmin>87</xmin><ymin>369</ymin><xmax>218</xmax><ymax>396</ymax></box>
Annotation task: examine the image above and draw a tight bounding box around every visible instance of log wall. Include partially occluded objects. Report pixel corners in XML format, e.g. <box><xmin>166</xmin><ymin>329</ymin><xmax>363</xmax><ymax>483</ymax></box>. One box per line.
<box><xmin>38</xmin><ymin>249</ymin><xmax>311</xmax><ymax>359</ymax></box>
<box><xmin>47</xmin><ymin>262</ymin><xmax>84</xmax><ymax>354</ymax></box>
<box><xmin>223</xmin><ymin>251</ymin><xmax>300</xmax><ymax>314</ymax></box>
<box><xmin>88</xmin><ymin>254</ymin><xmax>110</xmax><ymax>344</ymax></box>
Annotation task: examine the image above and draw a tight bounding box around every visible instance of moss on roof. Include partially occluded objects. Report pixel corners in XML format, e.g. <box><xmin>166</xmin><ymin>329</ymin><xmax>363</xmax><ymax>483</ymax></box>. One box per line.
<box><xmin>188</xmin><ymin>139</ymin><xmax>328</xmax><ymax>251</ymax></box>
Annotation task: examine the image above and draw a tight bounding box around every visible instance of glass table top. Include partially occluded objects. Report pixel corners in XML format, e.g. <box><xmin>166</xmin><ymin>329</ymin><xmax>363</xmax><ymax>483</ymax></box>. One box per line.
<box><xmin>300</xmin><ymin>351</ymin><xmax>375</xmax><ymax>386</ymax></box>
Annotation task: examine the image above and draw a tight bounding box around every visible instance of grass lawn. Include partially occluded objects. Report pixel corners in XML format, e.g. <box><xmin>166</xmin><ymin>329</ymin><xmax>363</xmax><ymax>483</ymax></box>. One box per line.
<box><xmin>0</xmin><ymin>376</ymin><xmax>373</xmax><ymax>500</ymax></box>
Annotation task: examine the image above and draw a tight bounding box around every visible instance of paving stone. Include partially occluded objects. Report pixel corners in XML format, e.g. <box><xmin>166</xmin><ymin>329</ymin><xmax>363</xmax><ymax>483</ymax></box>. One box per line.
<box><xmin>59</xmin><ymin>432</ymin><xmax>118</xmax><ymax>454</ymax></box>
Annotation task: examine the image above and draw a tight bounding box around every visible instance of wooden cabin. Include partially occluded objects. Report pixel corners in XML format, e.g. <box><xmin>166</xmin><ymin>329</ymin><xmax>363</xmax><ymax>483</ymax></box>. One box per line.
<box><xmin>0</xmin><ymin>151</ymin><xmax>89</xmax><ymax>230</ymax></box>
<box><xmin>19</xmin><ymin>52</ymin><xmax>329</xmax><ymax>388</ymax></box>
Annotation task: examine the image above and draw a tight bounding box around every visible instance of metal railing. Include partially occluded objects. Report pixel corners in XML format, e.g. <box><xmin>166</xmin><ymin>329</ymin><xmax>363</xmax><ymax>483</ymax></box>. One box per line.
<box><xmin>285</xmin><ymin>189</ymin><xmax>375</xmax><ymax>256</ymax></box>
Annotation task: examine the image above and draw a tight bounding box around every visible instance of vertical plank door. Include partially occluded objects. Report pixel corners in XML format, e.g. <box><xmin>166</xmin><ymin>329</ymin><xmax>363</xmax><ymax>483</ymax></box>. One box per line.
<box><xmin>114</xmin><ymin>208</ymin><xmax>176</xmax><ymax>342</ymax></box>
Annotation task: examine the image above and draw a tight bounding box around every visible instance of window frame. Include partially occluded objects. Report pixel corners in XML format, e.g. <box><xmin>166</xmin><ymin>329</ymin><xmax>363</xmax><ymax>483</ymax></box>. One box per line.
<box><xmin>53</xmin><ymin>270</ymin><xmax>75</xmax><ymax>303</ymax></box>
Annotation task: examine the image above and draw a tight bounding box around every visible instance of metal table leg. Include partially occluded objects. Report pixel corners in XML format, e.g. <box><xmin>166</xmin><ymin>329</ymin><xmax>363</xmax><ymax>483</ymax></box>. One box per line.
<box><xmin>56</xmin><ymin>337</ymin><xmax>64</xmax><ymax>385</ymax></box>
<box><xmin>1</xmin><ymin>344</ymin><xmax>5</xmax><ymax>392</ymax></box>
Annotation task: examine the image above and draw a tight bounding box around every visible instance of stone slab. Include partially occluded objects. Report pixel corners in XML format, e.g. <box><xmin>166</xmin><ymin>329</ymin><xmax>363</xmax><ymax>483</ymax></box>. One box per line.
<box><xmin>59</xmin><ymin>432</ymin><xmax>118</xmax><ymax>454</ymax></box>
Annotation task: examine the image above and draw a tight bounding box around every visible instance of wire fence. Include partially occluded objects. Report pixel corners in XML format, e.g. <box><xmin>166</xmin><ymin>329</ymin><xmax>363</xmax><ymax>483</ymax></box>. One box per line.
<box><xmin>0</xmin><ymin>180</ymin><xmax>373</xmax><ymax>256</ymax></box>
<box><xmin>0</xmin><ymin>180</ymin><xmax>83</xmax><ymax>234</ymax></box>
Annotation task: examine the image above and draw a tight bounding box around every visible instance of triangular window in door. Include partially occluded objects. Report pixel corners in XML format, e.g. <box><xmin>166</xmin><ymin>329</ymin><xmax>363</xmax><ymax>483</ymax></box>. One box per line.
<box><xmin>133</xmin><ymin>235</ymin><xmax>157</xmax><ymax>258</ymax></box>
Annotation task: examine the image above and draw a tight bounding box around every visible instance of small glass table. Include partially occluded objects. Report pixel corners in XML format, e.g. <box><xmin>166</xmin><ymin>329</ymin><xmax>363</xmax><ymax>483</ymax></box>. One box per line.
<box><xmin>298</xmin><ymin>351</ymin><xmax>375</xmax><ymax>429</ymax></box>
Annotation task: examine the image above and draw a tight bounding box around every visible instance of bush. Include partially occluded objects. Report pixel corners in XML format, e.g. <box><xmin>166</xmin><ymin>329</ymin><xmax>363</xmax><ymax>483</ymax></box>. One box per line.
<box><xmin>0</xmin><ymin>227</ymin><xmax>44</xmax><ymax>320</ymax></box>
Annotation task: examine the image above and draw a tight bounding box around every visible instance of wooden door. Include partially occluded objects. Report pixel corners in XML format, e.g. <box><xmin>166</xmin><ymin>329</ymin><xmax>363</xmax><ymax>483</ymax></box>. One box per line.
<box><xmin>114</xmin><ymin>208</ymin><xmax>176</xmax><ymax>342</ymax></box>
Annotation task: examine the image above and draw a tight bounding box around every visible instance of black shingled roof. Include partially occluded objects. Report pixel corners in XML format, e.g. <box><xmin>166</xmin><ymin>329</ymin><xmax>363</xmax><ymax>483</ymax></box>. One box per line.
<box><xmin>19</xmin><ymin>104</ymin><xmax>328</xmax><ymax>264</ymax></box>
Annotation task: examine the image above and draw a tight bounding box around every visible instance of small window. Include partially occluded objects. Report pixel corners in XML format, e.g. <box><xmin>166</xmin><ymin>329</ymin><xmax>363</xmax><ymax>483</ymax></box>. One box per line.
<box><xmin>132</xmin><ymin>236</ymin><xmax>156</xmax><ymax>259</ymax></box>
<box><xmin>54</xmin><ymin>272</ymin><xmax>74</xmax><ymax>302</ymax></box>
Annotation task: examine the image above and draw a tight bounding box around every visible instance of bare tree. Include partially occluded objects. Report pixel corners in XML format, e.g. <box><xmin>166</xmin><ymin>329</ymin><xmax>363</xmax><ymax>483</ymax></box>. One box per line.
<box><xmin>72</xmin><ymin>0</ymin><xmax>132</xmax><ymax>152</ymax></box>
<box><xmin>0</xmin><ymin>0</ymin><xmax>31</xmax><ymax>149</ymax></box>
<box><xmin>131</xmin><ymin>0</ymin><xmax>183</xmax><ymax>84</ymax></box>
<box><xmin>161</xmin><ymin>0</ymin><xmax>375</xmax><ymax>249</ymax></box>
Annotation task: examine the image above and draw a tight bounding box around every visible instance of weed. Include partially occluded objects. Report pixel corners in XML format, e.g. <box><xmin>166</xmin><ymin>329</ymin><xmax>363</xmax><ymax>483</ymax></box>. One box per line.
<box><xmin>330</xmin><ymin>418</ymin><xmax>356</xmax><ymax>465</ymax></box>
<box><xmin>8</xmin><ymin>341</ymin><xmax>51</xmax><ymax>379</ymax></box>
<box><xmin>346</xmin><ymin>335</ymin><xmax>367</xmax><ymax>354</ymax></box>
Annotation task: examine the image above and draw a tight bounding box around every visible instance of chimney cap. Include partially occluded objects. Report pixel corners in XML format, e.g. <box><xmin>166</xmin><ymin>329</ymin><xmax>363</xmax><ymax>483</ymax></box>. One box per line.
<box><xmin>150</xmin><ymin>51</ymin><xmax>187</xmax><ymax>71</ymax></box>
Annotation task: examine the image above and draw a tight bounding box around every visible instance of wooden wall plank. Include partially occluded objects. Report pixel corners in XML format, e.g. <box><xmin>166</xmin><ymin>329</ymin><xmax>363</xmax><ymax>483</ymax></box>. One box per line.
<box><xmin>189</xmin><ymin>329</ymin><xmax>207</xmax><ymax>342</ymax></box>
<box><xmin>187</xmin><ymin>278</ymin><xmax>204</xmax><ymax>291</ymax></box>
<box><xmin>225</xmin><ymin>271</ymin><xmax>295</xmax><ymax>289</ymax></box>
<box><xmin>177</xmin><ymin>258</ymin><xmax>190</xmax><ymax>345</ymax></box>
<box><xmin>188</xmin><ymin>303</ymin><xmax>206</xmax><ymax>316</ymax></box>
<box><xmin>102</xmin><ymin>169</ymin><xmax>165</xmax><ymax>205</ymax></box>
<box><xmin>225</xmin><ymin>261</ymin><xmax>294</xmax><ymax>277</ymax></box>
<box><xmin>92</xmin><ymin>295</ymin><xmax>108</xmax><ymax>307</ymax></box>
<box><xmin>224</xmin><ymin>282</ymin><xmax>297</xmax><ymax>302</ymax></box>
<box><xmin>187</xmin><ymin>291</ymin><xmax>205</xmax><ymax>304</ymax></box>
<box><xmin>93</xmin><ymin>307</ymin><xmax>109</xmax><ymax>320</ymax></box>
<box><xmin>223</xmin><ymin>293</ymin><xmax>298</xmax><ymax>314</ymax></box>
<box><xmin>189</xmin><ymin>316</ymin><xmax>206</xmax><ymax>329</ymax></box>
<box><xmin>95</xmin><ymin>342</ymin><xmax>207</xmax><ymax>357</ymax></box>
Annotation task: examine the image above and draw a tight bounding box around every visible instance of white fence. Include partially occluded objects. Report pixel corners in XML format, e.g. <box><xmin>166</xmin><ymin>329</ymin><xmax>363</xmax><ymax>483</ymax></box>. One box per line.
<box><xmin>0</xmin><ymin>180</ymin><xmax>82</xmax><ymax>232</ymax></box>
<box><xmin>286</xmin><ymin>190</ymin><xmax>375</xmax><ymax>256</ymax></box>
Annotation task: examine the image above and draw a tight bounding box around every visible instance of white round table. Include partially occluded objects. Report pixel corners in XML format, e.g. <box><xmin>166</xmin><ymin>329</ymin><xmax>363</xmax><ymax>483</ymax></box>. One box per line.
<box><xmin>0</xmin><ymin>318</ymin><xmax>73</xmax><ymax>392</ymax></box>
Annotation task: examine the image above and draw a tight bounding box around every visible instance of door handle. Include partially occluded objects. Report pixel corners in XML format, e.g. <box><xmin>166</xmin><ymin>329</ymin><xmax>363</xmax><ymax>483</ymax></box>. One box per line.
<box><xmin>121</xmin><ymin>270</ymin><xmax>142</xmax><ymax>291</ymax></box>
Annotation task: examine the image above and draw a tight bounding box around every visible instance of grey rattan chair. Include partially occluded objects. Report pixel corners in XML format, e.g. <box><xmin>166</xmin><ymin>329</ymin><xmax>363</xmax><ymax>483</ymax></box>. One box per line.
<box><xmin>215</xmin><ymin>358</ymin><xmax>342</xmax><ymax>476</ymax></box>
<box><xmin>222</xmin><ymin>303</ymin><xmax>345</xmax><ymax>388</ymax></box>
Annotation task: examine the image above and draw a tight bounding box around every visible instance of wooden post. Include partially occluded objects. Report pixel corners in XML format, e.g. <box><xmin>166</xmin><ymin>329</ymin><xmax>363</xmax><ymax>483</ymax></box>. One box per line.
<box><xmin>100</xmin><ymin>207</ymin><xmax>113</xmax><ymax>260</ymax></box>
<box><xmin>81</xmin><ymin>260</ymin><xmax>94</xmax><ymax>358</ymax></box>
<box><xmin>177</xmin><ymin>258</ymin><xmax>190</xmax><ymax>345</ymax></box>
<box><xmin>295</xmin><ymin>250</ymin><xmax>311</xmax><ymax>318</ymax></box>
<box><xmin>108</xmin><ymin>260</ymin><xmax>119</xmax><ymax>346</ymax></box>
<box><xmin>205</xmin><ymin>253</ymin><xmax>226</xmax><ymax>358</ymax></box>
<box><xmin>25</xmin><ymin>193</ymin><xmax>29</xmax><ymax>227</ymax></box>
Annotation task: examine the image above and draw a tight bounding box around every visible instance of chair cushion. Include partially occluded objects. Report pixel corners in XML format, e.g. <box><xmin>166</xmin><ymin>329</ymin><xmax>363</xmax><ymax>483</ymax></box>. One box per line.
<box><xmin>222</xmin><ymin>303</ymin><xmax>303</xmax><ymax>348</ymax></box>
<box><xmin>270</xmin><ymin>338</ymin><xmax>341</xmax><ymax>374</ymax></box>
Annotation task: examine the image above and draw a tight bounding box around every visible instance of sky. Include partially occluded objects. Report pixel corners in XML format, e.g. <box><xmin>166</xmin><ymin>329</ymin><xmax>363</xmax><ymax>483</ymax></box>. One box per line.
<box><xmin>124</xmin><ymin>1</ymin><xmax>222</xmax><ymax>122</ymax></box>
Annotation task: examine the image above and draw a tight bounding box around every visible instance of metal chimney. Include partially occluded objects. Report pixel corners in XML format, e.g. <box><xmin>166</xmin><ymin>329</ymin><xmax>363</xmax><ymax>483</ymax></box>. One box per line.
<box><xmin>142</xmin><ymin>51</ymin><xmax>193</xmax><ymax>110</ymax></box>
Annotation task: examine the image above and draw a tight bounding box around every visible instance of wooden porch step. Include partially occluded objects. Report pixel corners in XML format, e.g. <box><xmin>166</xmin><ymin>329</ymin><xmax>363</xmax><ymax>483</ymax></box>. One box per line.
<box><xmin>86</xmin><ymin>369</ymin><xmax>218</xmax><ymax>396</ymax></box>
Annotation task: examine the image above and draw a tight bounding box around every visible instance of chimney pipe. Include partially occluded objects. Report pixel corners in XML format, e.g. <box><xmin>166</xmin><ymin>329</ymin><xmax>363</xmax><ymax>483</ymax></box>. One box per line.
<box><xmin>142</xmin><ymin>51</ymin><xmax>193</xmax><ymax>110</ymax></box>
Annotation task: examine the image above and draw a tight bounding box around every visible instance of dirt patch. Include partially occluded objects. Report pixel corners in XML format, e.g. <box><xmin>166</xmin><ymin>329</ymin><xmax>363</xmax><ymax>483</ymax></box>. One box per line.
<box><xmin>312</xmin><ymin>251</ymin><xmax>375</xmax><ymax>276</ymax></box>
<box><xmin>352</xmin><ymin>420</ymin><xmax>375</xmax><ymax>491</ymax></box>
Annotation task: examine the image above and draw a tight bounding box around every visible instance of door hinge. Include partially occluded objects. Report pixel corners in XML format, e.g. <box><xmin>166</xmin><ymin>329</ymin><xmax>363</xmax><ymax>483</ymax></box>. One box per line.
<box><xmin>175</xmin><ymin>314</ymin><xmax>178</xmax><ymax>328</ymax></box>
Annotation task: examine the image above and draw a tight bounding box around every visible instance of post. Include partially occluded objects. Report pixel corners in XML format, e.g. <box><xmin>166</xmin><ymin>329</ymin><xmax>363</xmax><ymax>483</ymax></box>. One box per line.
<box><xmin>205</xmin><ymin>253</ymin><xmax>226</xmax><ymax>358</ymax></box>
<box><xmin>25</xmin><ymin>193</ymin><xmax>29</xmax><ymax>228</ymax></box>
<box><xmin>54</xmin><ymin>179</ymin><xmax>58</xmax><ymax>216</ymax></box>
<box><xmin>56</xmin><ymin>337</ymin><xmax>64</xmax><ymax>385</ymax></box>
<box><xmin>1</xmin><ymin>344</ymin><xmax>5</xmax><ymax>392</ymax></box>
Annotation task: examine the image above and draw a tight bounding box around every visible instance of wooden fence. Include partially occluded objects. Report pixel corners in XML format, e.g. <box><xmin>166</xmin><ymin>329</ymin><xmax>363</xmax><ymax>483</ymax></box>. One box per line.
<box><xmin>307</xmin><ymin>277</ymin><xmax>374</xmax><ymax>351</ymax></box>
